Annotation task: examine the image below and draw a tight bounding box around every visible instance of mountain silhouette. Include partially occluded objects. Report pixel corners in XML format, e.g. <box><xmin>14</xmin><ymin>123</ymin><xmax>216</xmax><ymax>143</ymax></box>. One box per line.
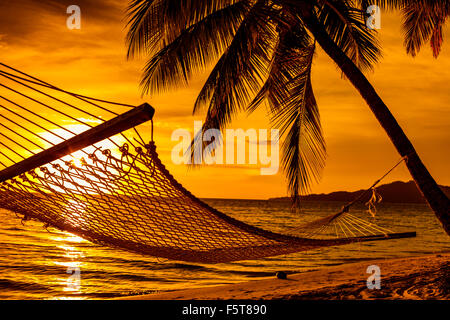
<box><xmin>269</xmin><ymin>180</ymin><xmax>450</xmax><ymax>204</ymax></box>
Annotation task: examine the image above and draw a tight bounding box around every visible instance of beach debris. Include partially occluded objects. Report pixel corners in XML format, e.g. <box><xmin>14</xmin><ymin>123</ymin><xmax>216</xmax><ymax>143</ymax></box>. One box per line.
<box><xmin>276</xmin><ymin>271</ymin><xmax>287</xmax><ymax>279</ymax></box>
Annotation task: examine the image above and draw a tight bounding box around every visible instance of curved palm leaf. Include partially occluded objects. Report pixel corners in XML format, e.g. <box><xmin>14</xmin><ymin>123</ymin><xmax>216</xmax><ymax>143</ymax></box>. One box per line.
<box><xmin>126</xmin><ymin>0</ymin><xmax>244</xmax><ymax>58</ymax></box>
<box><xmin>247</xmin><ymin>17</ymin><xmax>326</xmax><ymax>200</ymax></box>
<box><xmin>401</xmin><ymin>2</ymin><xmax>449</xmax><ymax>57</ymax></box>
<box><xmin>192</xmin><ymin>0</ymin><xmax>277</xmax><ymax>126</ymax></box>
<box><xmin>354</xmin><ymin>0</ymin><xmax>449</xmax><ymax>58</ymax></box>
<box><xmin>138</xmin><ymin>1</ymin><xmax>251</xmax><ymax>94</ymax></box>
<box><xmin>257</xmin><ymin>44</ymin><xmax>326</xmax><ymax>202</ymax></box>
<box><xmin>189</xmin><ymin>0</ymin><xmax>277</xmax><ymax>161</ymax></box>
<box><xmin>315</xmin><ymin>0</ymin><xmax>382</xmax><ymax>72</ymax></box>
<box><xmin>247</xmin><ymin>13</ymin><xmax>313</xmax><ymax>114</ymax></box>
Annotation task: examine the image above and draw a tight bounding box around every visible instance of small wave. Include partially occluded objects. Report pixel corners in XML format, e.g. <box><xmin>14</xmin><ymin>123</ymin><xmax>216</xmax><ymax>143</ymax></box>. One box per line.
<box><xmin>171</xmin><ymin>263</ymin><xmax>211</xmax><ymax>271</ymax></box>
<box><xmin>110</xmin><ymin>273</ymin><xmax>178</xmax><ymax>282</ymax></box>
<box><xmin>3</xmin><ymin>227</ymin><xmax>25</xmax><ymax>231</ymax></box>
<box><xmin>338</xmin><ymin>257</ymin><xmax>379</xmax><ymax>263</ymax></box>
<box><xmin>221</xmin><ymin>270</ymin><xmax>275</xmax><ymax>278</ymax></box>
<box><xmin>0</xmin><ymin>278</ymin><xmax>53</xmax><ymax>293</ymax></box>
<box><xmin>137</xmin><ymin>262</ymin><xmax>213</xmax><ymax>272</ymax></box>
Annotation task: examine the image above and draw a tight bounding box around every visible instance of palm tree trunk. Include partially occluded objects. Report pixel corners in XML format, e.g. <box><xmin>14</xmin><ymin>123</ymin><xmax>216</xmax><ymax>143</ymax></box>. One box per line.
<box><xmin>299</xmin><ymin>6</ymin><xmax>450</xmax><ymax>235</ymax></box>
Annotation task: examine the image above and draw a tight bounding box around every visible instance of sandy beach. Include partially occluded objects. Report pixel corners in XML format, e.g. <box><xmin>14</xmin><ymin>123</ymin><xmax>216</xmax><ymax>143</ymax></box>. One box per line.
<box><xmin>118</xmin><ymin>253</ymin><xmax>450</xmax><ymax>300</ymax></box>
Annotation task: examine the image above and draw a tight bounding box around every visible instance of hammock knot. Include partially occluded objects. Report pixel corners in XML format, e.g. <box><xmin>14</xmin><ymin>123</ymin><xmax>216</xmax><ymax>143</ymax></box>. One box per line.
<box><xmin>39</xmin><ymin>166</ymin><xmax>49</xmax><ymax>174</ymax></box>
<box><xmin>40</xmin><ymin>166</ymin><xmax>55</xmax><ymax>180</ymax></box>
<box><xmin>135</xmin><ymin>146</ymin><xmax>144</xmax><ymax>155</ymax></box>
<box><xmin>51</xmin><ymin>163</ymin><xmax>62</xmax><ymax>171</ymax></box>
<box><xmin>144</xmin><ymin>141</ymin><xmax>156</xmax><ymax>151</ymax></box>
<box><xmin>19</xmin><ymin>173</ymin><xmax>29</xmax><ymax>182</ymax></box>
<box><xmin>119</xmin><ymin>143</ymin><xmax>129</xmax><ymax>156</ymax></box>
<box><xmin>65</xmin><ymin>160</ymin><xmax>74</xmax><ymax>169</ymax></box>
<box><xmin>88</xmin><ymin>153</ymin><xmax>99</xmax><ymax>163</ymax></box>
<box><xmin>101</xmin><ymin>149</ymin><xmax>111</xmax><ymax>157</ymax></box>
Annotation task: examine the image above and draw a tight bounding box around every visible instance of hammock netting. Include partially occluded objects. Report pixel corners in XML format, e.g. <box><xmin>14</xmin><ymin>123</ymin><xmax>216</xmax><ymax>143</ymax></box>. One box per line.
<box><xmin>0</xmin><ymin>63</ymin><xmax>415</xmax><ymax>263</ymax></box>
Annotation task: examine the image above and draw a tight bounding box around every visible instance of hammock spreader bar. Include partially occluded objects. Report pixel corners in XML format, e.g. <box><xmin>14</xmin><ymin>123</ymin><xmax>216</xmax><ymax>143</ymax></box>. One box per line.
<box><xmin>0</xmin><ymin>103</ymin><xmax>154</xmax><ymax>183</ymax></box>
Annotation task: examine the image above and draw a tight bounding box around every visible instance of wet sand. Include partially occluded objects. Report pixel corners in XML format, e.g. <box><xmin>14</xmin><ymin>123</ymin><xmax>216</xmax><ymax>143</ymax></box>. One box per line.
<box><xmin>118</xmin><ymin>253</ymin><xmax>449</xmax><ymax>300</ymax></box>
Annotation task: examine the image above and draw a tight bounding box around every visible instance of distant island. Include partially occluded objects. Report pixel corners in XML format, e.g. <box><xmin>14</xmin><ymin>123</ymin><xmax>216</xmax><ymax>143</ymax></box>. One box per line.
<box><xmin>269</xmin><ymin>180</ymin><xmax>450</xmax><ymax>204</ymax></box>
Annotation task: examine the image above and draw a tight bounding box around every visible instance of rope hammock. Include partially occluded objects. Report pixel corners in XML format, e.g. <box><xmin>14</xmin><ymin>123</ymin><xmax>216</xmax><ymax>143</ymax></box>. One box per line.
<box><xmin>0</xmin><ymin>63</ymin><xmax>415</xmax><ymax>263</ymax></box>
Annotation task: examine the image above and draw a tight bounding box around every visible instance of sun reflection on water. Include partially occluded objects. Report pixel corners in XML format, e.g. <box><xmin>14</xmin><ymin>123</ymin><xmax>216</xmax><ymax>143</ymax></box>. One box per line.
<box><xmin>50</xmin><ymin>232</ymin><xmax>86</xmax><ymax>299</ymax></box>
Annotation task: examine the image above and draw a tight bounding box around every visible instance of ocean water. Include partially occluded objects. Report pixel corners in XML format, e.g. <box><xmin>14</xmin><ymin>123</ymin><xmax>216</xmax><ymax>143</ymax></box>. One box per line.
<box><xmin>0</xmin><ymin>199</ymin><xmax>448</xmax><ymax>299</ymax></box>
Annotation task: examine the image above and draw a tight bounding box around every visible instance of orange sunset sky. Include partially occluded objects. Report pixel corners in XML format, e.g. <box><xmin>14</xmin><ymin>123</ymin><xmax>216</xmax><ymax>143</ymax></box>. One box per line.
<box><xmin>0</xmin><ymin>0</ymin><xmax>449</xmax><ymax>199</ymax></box>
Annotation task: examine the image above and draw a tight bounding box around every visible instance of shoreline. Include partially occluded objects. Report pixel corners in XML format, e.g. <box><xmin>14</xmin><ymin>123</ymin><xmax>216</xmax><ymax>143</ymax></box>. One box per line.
<box><xmin>117</xmin><ymin>253</ymin><xmax>450</xmax><ymax>300</ymax></box>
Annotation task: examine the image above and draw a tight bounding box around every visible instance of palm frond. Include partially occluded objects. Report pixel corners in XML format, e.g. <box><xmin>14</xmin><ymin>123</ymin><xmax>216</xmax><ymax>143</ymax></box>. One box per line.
<box><xmin>353</xmin><ymin>0</ymin><xmax>405</xmax><ymax>10</ymax></box>
<box><xmin>271</xmin><ymin>45</ymin><xmax>326</xmax><ymax>205</ymax></box>
<box><xmin>192</xmin><ymin>0</ymin><xmax>277</xmax><ymax>123</ymax></box>
<box><xmin>354</xmin><ymin>0</ymin><xmax>447</xmax><ymax>10</ymax></box>
<box><xmin>138</xmin><ymin>1</ymin><xmax>251</xmax><ymax>94</ymax></box>
<box><xmin>126</xmin><ymin>0</ymin><xmax>244</xmax><ymax>59</ymax></box>
<box><xmin>247</xmin><ymin>18</ymin><xmax>326</xmax><ymax>203</ymax></box>
<box><xmin>187</xmin><ymin>1</ymin><xmax>278</xmax><ymax>162</ymax></box>
<box><xmin>402</xmin><ymin>2</ymin><xmax>449</xmax><ymax>57</ymax></box>
<box><xmin>430</xmin><ymin>23</ymin><xmax>444</xmax><ymax>58</ymax></box>
<box><xmin>353</xmin><ymin>1</ymin><xmax>449</xmax><ymax>58</ymax></box>
<box><xmin>247</xmin><ymin>12</ymin><xmax>312</xmax><ymax>114</ymax></box>
<box><xmin>316</xmin><ymin>0</ymin><xmax>382</xmax><ymax>72</ymax></box>
<box><xmin>126</xmin><ymin>0</ymin><xmax>160</xmax><ymax>58</ymax></box>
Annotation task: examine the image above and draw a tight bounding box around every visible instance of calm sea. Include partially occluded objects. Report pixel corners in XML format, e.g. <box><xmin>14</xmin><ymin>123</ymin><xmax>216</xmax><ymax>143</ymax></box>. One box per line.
<box><xmin>0</xmin><ymin>199</ymin><xmax>448</xmax><ymax>299</ymax></box>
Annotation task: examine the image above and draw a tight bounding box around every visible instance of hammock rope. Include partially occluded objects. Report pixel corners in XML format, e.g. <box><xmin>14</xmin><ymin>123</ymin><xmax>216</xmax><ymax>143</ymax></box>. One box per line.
<box><xmin>291</xmin><ymin>154</ymin><xmax>411</xmax><ymax>238</ymax></box>
<box><xmin>0</xmin><ymin>64</ymin><xmax>415</xmax><ymax>263</ymax></box>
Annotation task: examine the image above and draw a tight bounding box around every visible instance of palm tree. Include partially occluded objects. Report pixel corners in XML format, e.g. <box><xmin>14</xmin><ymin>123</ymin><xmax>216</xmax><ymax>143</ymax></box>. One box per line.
<box><xmin>125</xmin><ymin>0</ymin><xmax>450</xmax><ymax>235</ymax></box>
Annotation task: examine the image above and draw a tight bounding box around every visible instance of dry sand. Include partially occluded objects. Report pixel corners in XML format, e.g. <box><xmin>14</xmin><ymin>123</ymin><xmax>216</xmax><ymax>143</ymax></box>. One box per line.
<box><xmin>118</xmin><ymin>253</ymin><xmax>449</xmax><ymax>300</ymax></box>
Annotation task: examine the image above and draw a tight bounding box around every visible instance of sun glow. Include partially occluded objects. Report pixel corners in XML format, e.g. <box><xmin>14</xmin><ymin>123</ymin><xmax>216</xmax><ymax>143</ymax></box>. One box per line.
<box><xmin>71</xmin><ymin>157</ymin><xmax>83</xmax><ymax>168</ymax></box>
<box><xmin>34</xmin><ymin>119</ymin><xmax>129</xmax><ymax>174</ymax></box>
